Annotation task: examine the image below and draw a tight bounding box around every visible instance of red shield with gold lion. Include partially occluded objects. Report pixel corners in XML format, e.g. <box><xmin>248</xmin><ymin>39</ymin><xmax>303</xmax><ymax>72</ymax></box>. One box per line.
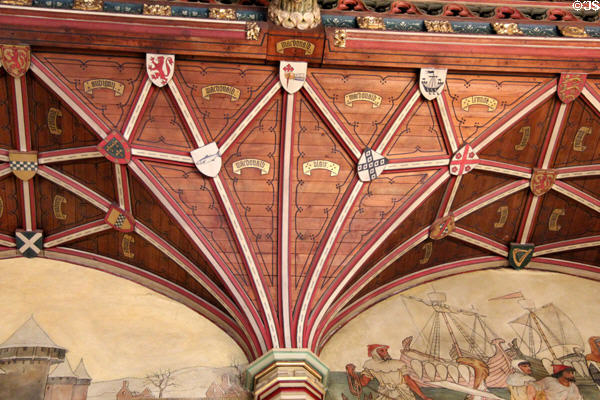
<box><xmin>1</xmin><ymin>45</ymin><xmax>30</xmax><ymax>79</ymax></box>
<box><xmin>530</xmin><ymin>169</ymin><xmax>557</xmax><ymax>196</ymax></box>
<box><xmin>558</xmin><ymin>73</ymin><xmax>586</xmax><ymax>104</ymax></box>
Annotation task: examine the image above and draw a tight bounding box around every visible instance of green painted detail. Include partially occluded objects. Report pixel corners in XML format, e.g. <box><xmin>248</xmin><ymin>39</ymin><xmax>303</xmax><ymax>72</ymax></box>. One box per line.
<box><xmin>32</xmin><ymin>0</ymin><xmax>72</xmax><ymax>8</ymax></box>
<box><xmin>245</xmin><ymin>349</ymin><xmax>330</xmax><ymax>391</ymax></box>
<box><xmin>384</xmin><ymin>18</ymin><xmax>423</xmax><ymax>31</ymax></box>
<box><xmin>236</xmin><ymin>10</ymin><xmax>267</xmax><ymax>20</ymax></box>
<box><xmin>451</xmin><ymin>21</ymin><xmax>492</xmax><ymax>34</ymax></box>
<box><xmin>586</xmin><ymin>26</ymin><xmax>600</xmax><ymax>37</ymax></box>
<box><xmin>171</xmin><ymin>6</ymin><xmax>209</xmax><ymax>18</ymax></box>
<box><xmin>103</xmin><ymin>1</ymin><xmax>142</xmax><ymax>14</ymax></box>
<box><xmin>520</xmin><ymin>24</ymin><xmax>558</xmax><ymax>37</ymax></box>
<box><xmin>322</xmin><ymin>14</ymin><xmax>356</xmax><ymax>27</ymax></box>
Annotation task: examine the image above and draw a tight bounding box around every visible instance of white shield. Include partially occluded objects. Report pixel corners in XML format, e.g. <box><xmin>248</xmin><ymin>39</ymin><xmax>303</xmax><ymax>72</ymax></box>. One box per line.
<box><xmin>191</xmin><ymin>142</ymin><xmax>222</xmax><ymax>178</ymax></box>
<box><xmin>357</xmin><ymin>147</ymin><xmax>388</xmax><ymax>182</ymax></box>
<box><xmin>449</xmin><ymin>144</ymin><xmax>479</xmax><ymax>176</ymax></box>
<box><xmin>146</xmin><ymin>53</ymin><xmax>175</xmax><ymax>87</ymax></box>
<box><xmin>280</xmin><ymin>61</ymin><xmax>307</xmax><ymax>94</ymax></box>
<box><xmin>419</xmin><ymin>68</ymin><xmax>447</xmax><ymax>100</ymax></box>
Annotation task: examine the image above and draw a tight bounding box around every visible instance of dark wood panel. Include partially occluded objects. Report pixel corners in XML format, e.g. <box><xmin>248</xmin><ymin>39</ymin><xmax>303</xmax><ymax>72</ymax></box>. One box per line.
<box><xmin>553</xmin><ymin>97</ymin><xmax>600</xmax><ymax>167</ymax></box>
<box><xmin>0</xmin><ymin>71</ymin><xmax>13</xmax><ymax>149</ymax></box>
<box><xmin>451</xmin><ymin>170</ymin><xmax>513</xmax><ymax>211</ymax></box>
<box><xmin>52</xmin><ymin>159</ymin><xmax>116</xmax><ymax>203</ymax></box>
<box><xmin>0</xmin><ymin>175</ymin><xmax>21</xmax><ymax>235</ymax></box>
<box><xmin>550</xmin><ymin>247</ymin><xmax>600</xmax><ymax>266</ymax></box>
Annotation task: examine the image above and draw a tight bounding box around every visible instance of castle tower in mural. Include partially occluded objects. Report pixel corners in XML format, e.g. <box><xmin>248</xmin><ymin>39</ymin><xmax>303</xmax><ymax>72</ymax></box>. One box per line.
<box><xmin>45</xmin><ymin>359</ymin><xmax>78</xmax><ymax>400</ymax></box>
<box><xmin>0</xmin><ymin>317</ymin><xmax>66</xmax><ymax>400</ymax></box>
<box><xmin>72</xmin><ymin>359</ymin><xmax>92</xmax><ymax>400</ymax></box>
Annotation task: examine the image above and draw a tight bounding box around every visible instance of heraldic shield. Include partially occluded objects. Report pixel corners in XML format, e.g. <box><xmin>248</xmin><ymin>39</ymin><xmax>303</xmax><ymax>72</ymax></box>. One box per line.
<box><xmin>105</xmin><ymin>205</ymin><xmax>135</xmax><ymax>232</ymax></box>
<box><xmin>280</xmin><ymin>61</ymin><xmax>307</xmax><ymax>94</ymax></box>
<box><xmin>191</xmin><ymin>142</ymin><xmax>222</xmax><ymax>178</ymax></box>
<box><xmin>530</xmin><ymin>168</ymin><xmax>557</xmax><ymax>196</ymax></box>
<box><xmin>509</xmin><ymin>243</ymin><xmax>534</xmax><ymax>269</ymax></box>
<box><xmin>357</xmin><ymin>147</ymin><xmax>388</xmax><ymax>182</ymax></box>
<box><xmin>429</xmin><ymin>214</ymin><xmax>455</xmax><ymax>240</ymax></box>
<box><xmin>97</xmin><ymin>133</ymin><xmax>131</xmax><ymax>164</ymax></box>
<box><xmin>558</xmin><ymin>73</ymin><xmax>586</xmax><ymax>104</ymax></box>
<box><xmin>9</xmin><ymin>150</ymin><xmax>38</xmax><ymax>181</ymax></box>
<box><xmin>1</xmin><ymin>45</ymin><xmax>30</xmax><ymax>79</ymax></box>
<box><xmin>419</xmin><ymin>68</ymin><xmax>447</xmax><ymax>100</ymax></box>
<box><xmin>15</xmin><ymin>230</ymin><xmax>43</xmax><ymax>258</ymax></box>
<box><xmin>449</xmin><ymin>144</ymin><xmax>479</xmax><ymax>176</ymax></box>
<box><xmin>146</xmin><ymin>53</ymin><xmax>175</xmax><ymax>88</ymax></box>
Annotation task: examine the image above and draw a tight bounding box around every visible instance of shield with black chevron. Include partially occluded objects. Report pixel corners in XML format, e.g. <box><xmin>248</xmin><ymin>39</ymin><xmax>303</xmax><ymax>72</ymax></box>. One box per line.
<box><xmin>104</xmin><ymin>205</ymin><xmax>135</xmax><ymax>232</ymax></box>
<box><xmin>15</xmin><ymin>230</ymin><xmax>43</xmax><ymax>258</ymax></box>
<box><xmin>9</xmin><ymin>150</ymin><xmax>38</xmax><ymax>181</ymax></box>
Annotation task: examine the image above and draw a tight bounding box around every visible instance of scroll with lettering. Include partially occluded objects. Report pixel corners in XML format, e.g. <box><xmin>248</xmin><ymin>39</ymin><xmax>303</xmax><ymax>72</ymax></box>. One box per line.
<box><xmin>83</xmin><ymin>79</ymin><xmax>125</xmax><ymax>97</ymax></box>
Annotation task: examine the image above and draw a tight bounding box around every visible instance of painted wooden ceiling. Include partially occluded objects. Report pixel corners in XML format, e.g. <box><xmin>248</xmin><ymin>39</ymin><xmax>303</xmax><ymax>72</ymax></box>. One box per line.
<box><xmin>1</xmin><ymin>49</ymin><xmax>600</xmax><ymax>361</ymax></box>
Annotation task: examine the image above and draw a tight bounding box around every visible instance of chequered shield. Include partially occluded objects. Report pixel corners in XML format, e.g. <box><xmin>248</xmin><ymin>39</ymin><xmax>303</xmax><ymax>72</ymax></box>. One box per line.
<box><xmin>558</xmin><ymin>73</ymin><xmax>586</xmax><ymax>104</ymax></box>
<box><xmin>146</xmin><ymin>53</ymin><xmax>175</xmax><ymax>88</ymax></box>
<box><xmin>97</xmin><ymin>133</ymin><xmax>131</xmax><ymax>164</ymax></box>
<box><xmin>15</xmin><ymin>230</ymin><xmax>43</xmax><ymax>258</ymax></box>
<box><xmin>449</xmin><ymin>145</ymin><xmax>479</xmax><ymax>176</ymax></box>
<box><xmin>104</xmin><ymin>205</ymin><xmax>135</xmax><ymax>232</ymax></box>
<box><xmin>429</xmin><ymin>214</ymin><xmax>455</xmax><ymax>240</ymax></box>
<box><xmin>191</xmin><ymin>142</ymin><xmax>222</xmax><ymax>178</ymax></box>
<box><xmin>280</xmin><ymin>61</ymin><xmax>307</xmax><ymax>94</ymax></box>
<box><xmin>530</xmin><ymin>169</ymin><xmax>557</xmax><ymax>196</ymax></box>
<box><xmin>9</xmin><ymin>150</ymin><xmax>38</xmax><ymax>181</ymax></box>
<box><xmin>419</xmin><ymin>68</ymin><xmax>447</xmax><ymax>100</ymax></box>
<box><xmin>357</xmin><ymin>148</ymin><xmax>388</xmax><ymax>182</ymax></box>
<box><xmin>509</xmin><ymin>243</ymin><xmax>534</xmax><ymax>269</ymax></box>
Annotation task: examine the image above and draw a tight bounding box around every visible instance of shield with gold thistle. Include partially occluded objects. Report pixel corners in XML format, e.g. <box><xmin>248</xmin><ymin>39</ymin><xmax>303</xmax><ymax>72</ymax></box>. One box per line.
<box><xmin>558</xmin><ymin>73</ymin><xmax>586</xmax><ymax>104</ymax></box>
<box><xmin>429</xmin><ymin>214</ymin><xmax>455</xmax><ymax>240</ymax></box>
<box><xmin>530</xmin><ymin>168</ymin><xmax>557</xmax><ymax>196</ymax></box>
<box><xmin>1</xmin><ymin>45</ymin><xmax>30</xmax><ymax>79</ymax></box>
<box><xmin>509</xmin><ymin>243</ymin><xmax>534</xmax><ymax>269</ymax></box>
<box><xmin>9</xmin><ymin>150</ymin><xmax>38</xmax><ymax>181</ymax></box>
<box><xmin>104</xmin><ymin>205</ymin><xmax>135</xmax><ymax>232</ymax></box>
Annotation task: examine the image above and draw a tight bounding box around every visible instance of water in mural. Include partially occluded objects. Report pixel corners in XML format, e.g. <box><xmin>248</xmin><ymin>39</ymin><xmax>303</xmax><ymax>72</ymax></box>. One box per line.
<box><xmin>323</xmin><ymin>270</ymin><xmax>600</xmax><ymax>400</ymax></box>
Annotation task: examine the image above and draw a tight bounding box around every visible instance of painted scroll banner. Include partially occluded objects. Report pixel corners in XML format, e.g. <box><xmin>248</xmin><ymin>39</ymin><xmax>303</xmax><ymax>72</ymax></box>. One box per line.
<box><xmin>303</xmin><ymin>160</ymin><xmax>340</xmax><ymax>176</ymax></box>
<box><xmin>47</xmin><ymin>108</ymin><xmax>62</xmax><ymax>135</ymax></box>
<box><xmin>83</xmin><ymin>79</ymin><xmax>125</xmax><ymax>97</ymax></box>
<box><xmin>344</xmin><ymin>92</ymin><xmax>382</xmax><ymax>108</ymax></box>
<box><xmin>461</xmin><ymin>96</ymin><xmax>498</xmax><ymax>111</ymax></box>
<box><xmin>201</xmin><ymin>85</ymin><xmax>240</xmax><ymax>101</ymax></box>
<box><xmin>275</xmin><ymin>39</ymin><xmax>315</xmax><ymax>55</ymax></box>
<box><xmin>232</xmin><ymin>159</ymin><xmax>270</xmax><ymax>175</ymax></box>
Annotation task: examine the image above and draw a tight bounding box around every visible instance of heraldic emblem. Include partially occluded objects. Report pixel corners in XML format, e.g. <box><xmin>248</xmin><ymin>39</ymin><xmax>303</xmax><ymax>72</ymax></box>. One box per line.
<box><xmin>146</xmin><ymin>53</ymin><xmax>175</xmax><ymax>88</ymax></box>
<box><xmin>449</xmin><ymin>144</ymin><xmax>479</xmax><ymax>176</ymax></box>
<box><xmin>530</xmin><ymin>168</ymin><xmax>557</xmax><ymax>196</ymax></box>
<box><xmin>509</xmin><ymin>243</ymin><xmax>534</xmax><ymax>269</ymax></box>
<box><xmin>98</xmin><ymin>133</ymin><xmax>131</xmax><ymax>164</ymax></box>
<box><xmin>1</xmin><ymin>45</ymin><xmax>30</xmax><ymax>79</ymax></box>
<box><xmin>357</xmin><ymin>147</ymin><xmax>388</xmax><ymax>182</ymax></box>
<box><xmin>419</xmin><ymin>68</ymin><xmax>447</xmax><ymax>100</ymax></box>
<box><xmin>557</xmin><ymin>73</ymin><xmax>586</xmax><ymax>104</ymax></box>
<box><xmin>9</xmin><ymin>150</ymin><xmax>38</xmax><ymax>181</ymax></box>
<box><xmin>429</xmin><ymin>214</ymin><xmax>455</xmax><ymax>240</ymax></box>
<box><xmin>279</xmin><ymin>61</ymin><xmax>307</xmax><ymax>94</ymax></box>
<box><xmin>191</xmin><ymin>142</ymin><xmax>222</xmax><ymax>178</ymax></box>
<box><xmin>105</xmin><ymin>205</ymin><xmax>135</xmax><ymax>232</ymax></box>
<box><xmin>15</xmin><ymin>229</ymin><xmax>43</xmax><ymax>258</ymax></box>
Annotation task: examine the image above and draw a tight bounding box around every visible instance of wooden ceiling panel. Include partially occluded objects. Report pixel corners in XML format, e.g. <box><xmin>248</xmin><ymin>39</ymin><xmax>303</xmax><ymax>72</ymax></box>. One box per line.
<box><xmin>65</xmin><ymin>229</ymin><xmax>231</xmax><ymax>315</ymax></box>
<box><xmin>289</xmin><ymin>93</ymin><xmax>355</xmax><ymax>303</ymax></box>
<box><xmin>479</xmin><ymin>97</ymin><xmax>556</xmax><ymax>168</ymax></box>
<box><xmin>314</xmin><ymin>170</ymin><xmax>438</xmax><ymax>302</ymax></box>
<box><xmin>141</xmin><ymin>160</ymin><xmax>257</xmax><ymax>304</ymax></box>
<box><xmin>34</xmin><ymin>175</ymin><xmax>105</xmax><ymax>236</ymax></box>
<box><xmin>351</xmin><ymin>238</ymin><xmax>491</xmax><ymax>303</ymax></box>
<box><xmin>35</xmin><ymin>52</ymin><xmax>145</xmax><ymax>133</ymax></box>
<box><xmin>221</xmin><ymin>93</ymin><xmax>282</xmax><ymax>309</ymax></box>
<box><xmin>0</xmin><ymin>70</ymin><xmax>13</xmax><ymax>149</ymax></box>
<box><xmin>176</xmin><ymin>61</ymin><xmax>277</xmax><ymax>144</ymax></box>
<box><xmin>130</xmin><ymin>174</ymin><xmax>230</xmax><ymax>296</ymax></box>
<box><xmin>28</xmin><ymin>75</ymin><xmax>99</xmax><ymax>151</ymax></box>
<box><xmin>451</xmin><ymin>170</ymin><xmax>514</xmax><ymax>211</ymax></box>
<box><xmin>309</xmin><ymin>69</ymin><xmax>415</xmax><ymax>148</ymax></box>
<box><xmin>456</xmin><ymin>189</ymin><xmax>528</xmax><ymax>244</ymax></box>
<box><xmin>131</xmin><ymin>88</ymin><xmax>193</xmax><ymax>152</ymax></box>
<box><xmin>553</xmin><ymin>97</ymin><xmax>600</xmax><ymax>168</ymax></box>
<box><xmin>530</xmin><ymin>190</ymin><xmax>600</xmax><ymax>244</ymax></box>
<box><xmin>563</xmin><ymin>176</ymin><xmax>600</xmax><ymax>200</ymax></box>
<box><xmin>0</xmin><ymin>175</ymin><xmax>21</xmax><ymax>235</ymax></box>
<box><xmin>549</xmin><ymin>248</ymin><xmax>600</xmax><ymax>266</ymax></box>
<box><xmin>386</xmin><ymin>97</ymin><xmax>447</xmax><ymax>160</ymax></box>
<box><xmin>52</xmin><ymin>158</ymin><xmax>116</xmax><ymax>202</ymax></box>
<box><xmin>445</xmin><ymin>74</ymin><xmax>552</xmax><ymax>146</ymax></box>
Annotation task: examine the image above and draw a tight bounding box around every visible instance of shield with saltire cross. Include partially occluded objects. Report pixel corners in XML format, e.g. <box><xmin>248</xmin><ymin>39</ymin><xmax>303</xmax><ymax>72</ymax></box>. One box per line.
<box><xmin>15</xmin><ymin>229</ymin><xmax>43</xmax><ymax>258</ymax></box>
<box><xmin>449</xmin><ymin>144</ymin><xmax>479</xmax><ymax>176</ymax></box>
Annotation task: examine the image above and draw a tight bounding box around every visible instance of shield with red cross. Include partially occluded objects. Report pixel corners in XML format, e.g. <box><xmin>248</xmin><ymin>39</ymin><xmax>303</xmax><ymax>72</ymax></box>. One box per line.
<box><xmin>449</xmin><ymin>145</ymin><xmax>479</xmax><ymax>176</ymax></box>
<box><xmin>279</xmin><ymin>61</ymin><xmax>307</xmax><ymax>94</ymax></box>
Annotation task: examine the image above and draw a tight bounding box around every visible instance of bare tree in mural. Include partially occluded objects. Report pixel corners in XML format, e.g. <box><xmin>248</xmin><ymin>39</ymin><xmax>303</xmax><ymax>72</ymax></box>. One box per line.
<box><xmin>146</xmin><ymin>369</ymin><xmax>176</xmax><ymax>398</ymax></box>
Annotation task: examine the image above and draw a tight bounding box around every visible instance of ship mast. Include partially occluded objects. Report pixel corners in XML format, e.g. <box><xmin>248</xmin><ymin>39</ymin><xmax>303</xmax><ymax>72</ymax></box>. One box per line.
<box><xmin>529</xmin><ymin>311</ymin><xmax>559</xmax><ymax>360</ymax></box>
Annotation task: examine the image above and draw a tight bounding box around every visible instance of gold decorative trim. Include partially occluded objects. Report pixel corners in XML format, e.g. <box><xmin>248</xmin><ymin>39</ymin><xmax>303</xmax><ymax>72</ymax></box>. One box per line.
<box><xmin>424</xmin><ymin>20</ymin><xmax>454</xmax><ymax>33</ymax></box>
<box><xmin>246</xmin><ymin>22</ymin><xmax>260</xmax><ymax>41</ymax></box>
<box><xmin>0</xmin><ymin>0</ymin><xmax>32</xmax><ymax>5</ymax></box>
<box><xmin>334</xmin><ymin>29</ymin><xmax>347</xmax><ymax>48</ymax></box>
<box><xmin>559</xmin><ymin>26</ymin><xmax>588</xmax><ymax>38</ymax></box>
<box><xmin>492</xmin><ymin>22</ymin><xmax>523</xmax><ymax>36</ymax></box>
<box><xmin>143</xmin><ymin>4</ymin><xmax>171</xmax><ymax>16</ymax></box>
<box><xmin>209</xmin><ymin>8</ymin><xmax>236</xmax><ymax>20</ymax></box>
<box><xmin>73</xmin><ymin>0</ymin><xmax>102</xmax><ymax>11</ymax></box>
<box><xmin>356</xmin><ymin>16</ymin><xmax>385</xmax><ymax>30</ymax></box>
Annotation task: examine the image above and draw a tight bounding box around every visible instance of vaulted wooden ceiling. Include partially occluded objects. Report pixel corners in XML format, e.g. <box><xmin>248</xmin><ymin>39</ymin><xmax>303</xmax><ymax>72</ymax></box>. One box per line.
<box><xmin>2</xmin><ymin>46</ymin><xmax>600</xmax><ymax>361</ymax></box>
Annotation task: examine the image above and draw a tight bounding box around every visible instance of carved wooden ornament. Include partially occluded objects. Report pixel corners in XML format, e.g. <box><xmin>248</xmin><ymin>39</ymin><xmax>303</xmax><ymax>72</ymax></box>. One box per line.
<box><xmin>191</xmin><ymin>142</ymin><xmax>222</xmax><ymax>178</ymax></box>
<box><xmin>146</xmin><ymin>54</ymin><xmax>175</xmax><ymax>88</ymax></box>
<box><xmin>280</xmin><ymin>61</ymin><xmax>307</xmax><ymax>94</ymax></box>
<box><xmin>419</xmin><ymin>68</ymin><xmax>447</xmax><ymax>100</ymax></box>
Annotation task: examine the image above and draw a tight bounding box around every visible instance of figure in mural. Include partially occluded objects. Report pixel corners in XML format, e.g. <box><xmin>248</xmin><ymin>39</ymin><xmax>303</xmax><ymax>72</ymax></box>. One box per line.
<box><xmin>533</xmin><ymin>365</ymin><xmax>582</xmax><ymax>400</ymax></box>
<box><xmin>346</xmin><ymin>344</ymin><xmax>432</xmax><ymax>400</ymax></box>
<box><xmin>506</xmin><ymin>360</ymin><xmax>536</xmax><ymax>400</ymax></box>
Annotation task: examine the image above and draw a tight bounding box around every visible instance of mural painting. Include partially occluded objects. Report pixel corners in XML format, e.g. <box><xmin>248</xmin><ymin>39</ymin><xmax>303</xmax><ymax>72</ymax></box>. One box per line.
<box><xmin>321</xmin><ymin>270</ymin><xmax>600</xmax><ymax>400</ymax></box>
<box><xmin>0</xmin><ymin>258</ymin><xmax>251</xmax><ymax>400</ymax></box>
